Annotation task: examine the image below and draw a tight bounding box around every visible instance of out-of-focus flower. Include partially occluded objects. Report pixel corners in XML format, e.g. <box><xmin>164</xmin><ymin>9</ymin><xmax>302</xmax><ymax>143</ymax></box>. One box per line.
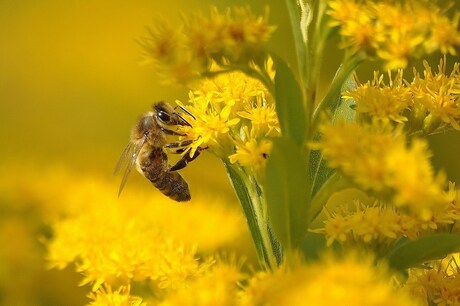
<box><xmin>139</xmin><ymin>6</ymin><xmax>276</xmax><ymax>84</ymax></box>
<box><xmin>157</xmin><ymin>255</ymin><xmax>245</xmax><ymax>306</ymax></box>
<box><xmin>87</xmin><ymin>285</ymin><xmax>144</xmax><ymax>306</ymax></box>
<box><xmin>0</xmin><ymin>164</ymin><xmax>247</xmax><ymax>294</ymax></box>
<box><xmin>311</xmin><ymin>121</ymin><xmax>446</xmax><ymax>220</ymax></box>
<box><xmin>240</xmin><ymin>252</ymin><xmax>417</xmax><ymax>306</ymax></box>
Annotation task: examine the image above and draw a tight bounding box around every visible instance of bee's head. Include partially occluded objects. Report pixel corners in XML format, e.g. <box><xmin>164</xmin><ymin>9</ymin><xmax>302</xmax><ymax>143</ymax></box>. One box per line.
<box><xmin>153</xmin><ymin>101</ymin><xmax>191</xmax><ymax>127</ymax></box>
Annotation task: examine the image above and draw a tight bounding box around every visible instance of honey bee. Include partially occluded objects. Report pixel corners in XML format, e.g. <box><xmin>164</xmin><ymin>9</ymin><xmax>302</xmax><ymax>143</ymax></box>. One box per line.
<box><xmin>114</xmin><ymin>101</ymin><xmax>201</xmax><ymax>201</ymax></box>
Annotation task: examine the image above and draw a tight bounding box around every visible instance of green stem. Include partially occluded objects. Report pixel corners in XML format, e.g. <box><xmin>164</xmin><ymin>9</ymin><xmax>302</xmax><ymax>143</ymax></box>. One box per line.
<box><xmin>223</xmin><ymin>161</ymin><xmax>280</xmax><ymax>270</ymax></box>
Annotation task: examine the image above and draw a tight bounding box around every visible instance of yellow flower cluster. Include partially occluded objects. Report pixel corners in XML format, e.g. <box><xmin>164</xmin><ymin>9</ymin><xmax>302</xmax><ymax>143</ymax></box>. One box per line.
<box><xmin>16</xmin><ymin>165</ymin><xmax>249</xmax><ymax>303</ymax></box>
<box><xmin>315</xmin><ymin>186</ymin><xmax>460</xmax><ymax>254</ymax></box>
<box><xmin>139</xmin><ymin>6</ymin><xmax>276</xmax><ymax>84</ymax></box>
<box><xmin>344</xmin><ymin>70</ymin><xmax>412</xmax><ymax>123</ymax></box>
<box><xmin>177</xmin><ymin>65</ymin><xmax>279</xmax><ymax>180</ymax></box>
<box><xmin>411</xmin><ymin>59</ymin><xmax>460</xmax><ymax>133</ymax></box>
<box><xmin>405</xmin><ymin>254</ymin><xmax>460</xmax><ymax>305</ymax></box>
<box><xmin>345</xmin><ymin>58</ymin><xmax>460</xmax><ymax>134</ymax></box>
<box><xmin>240</xmin><ymin>252</ymin><xmax>417</xmax><ymax>306</ymax></box>
<box><xmin>157</xmin><ymin>256</ymin><xmax>245</xmax><ymax>306</ymax></box>
<box><xmin>327</xmin><ymin>0</ymin><xmax>460</xmax><ymax>69</ymax></box>
<box><xmin>312</xmin><ymin>121</ymin><xmax>446</xmax><ymax>219</ymax></box>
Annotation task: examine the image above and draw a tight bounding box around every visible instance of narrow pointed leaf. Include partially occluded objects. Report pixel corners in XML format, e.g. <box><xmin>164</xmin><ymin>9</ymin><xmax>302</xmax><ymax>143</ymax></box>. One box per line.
<box><xmin>310</xmin><ymin>74</ymin><xmax>356</xmax><ymax>196</ymax></box>
<box><xmin>387</xmin><ymin>234</ymin><xmax>460</xmax><ymax>271</ymax></box>
<box><xmin>265</xmin><ymin>137</ymin><xmax>310</xmax><ymax>249</ymax></box>
<box><xmin>272</xmin><ymin>54</ymin><xmax>306</xmax><ymax>146</ymax></box>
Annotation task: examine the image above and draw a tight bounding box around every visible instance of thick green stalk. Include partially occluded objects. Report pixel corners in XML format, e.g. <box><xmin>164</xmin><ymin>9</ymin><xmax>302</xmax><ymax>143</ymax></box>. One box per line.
<box><xmin>223</xmin><ymin>161</ymin><xmax>280</xmax><ymax>270</ymax></box>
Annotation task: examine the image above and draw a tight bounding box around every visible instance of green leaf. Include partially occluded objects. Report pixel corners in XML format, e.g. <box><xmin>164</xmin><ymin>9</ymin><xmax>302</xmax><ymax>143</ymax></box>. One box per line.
<box><xmin>272</xmin><ymin>54</ymin><xmax>306</xmax><ymax>146</ymax></box>
<box><xmin>265</xmin><ymin>137</ymin><xmax>310</xmax><ymax>250</ymax></box>
<box><xmin>386</xmin><ymin>234</ymin><xmax>460</xmax><ymax>271</ymax></box>
<box><xmin>300</xmin><ymin>232</ymin><xmax>327</xmax><ymax>260</ymax></box>
<box><xmin>309</xmin><ymin>73</ymin><xmax>357</xmax><ymax>196</ymax></box>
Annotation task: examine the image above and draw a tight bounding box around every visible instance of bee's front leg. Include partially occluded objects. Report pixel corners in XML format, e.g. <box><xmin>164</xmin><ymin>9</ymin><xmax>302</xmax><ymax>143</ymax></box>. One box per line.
<box><xmin>168</xmin><ymin>147</ymin><xmax>205</xmax><ymax>171</ymax></box>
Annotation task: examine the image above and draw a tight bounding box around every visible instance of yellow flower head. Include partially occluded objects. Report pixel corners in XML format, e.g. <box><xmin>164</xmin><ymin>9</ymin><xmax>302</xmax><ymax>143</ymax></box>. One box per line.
<box><xmin>139</xmin><ymin>6</ymin><xmax>276</xmax><ymax>84</ymax></box>
<box><xmin>43</xmin><ymin>169</ymin><xmax>247</xmax><ymax>293</ymax></box>
<box><xmin>158</xmin><ymin>255</ymin><xmax>245</xmax><ymax>306</ymax></box>
<box><xmin>311</xmin><ymin>121</ymin><xmax>446</xmax><ymax>219</ymax></box>
<box><xmin>315</xmin><ymin>190</ymin><xmax>460</xmax><ymax>255</ymax></box>
<box><xmin>406</xmin><ymin>254</ymin><xmax>460</xmax><ymax>305</ymax></box>
<box><xmin>345</xmin><ymin>70</ymin><xmax>412</xmax><ymax>123</ymax></box>
<box><xmin>315</xmin><ymin>201</ymin><xmax>408</xmax><ymax>250</ymax></box>
<box><xmin>177</xmin><ymin>65</ymin><xmax>279</xmax><ymax>179</ymax></box>
<box><xmin>240</xmin><ymin>251</ymin><xmax>417</xmax><ymax>306</ymax></box>
<box><xmin>410</xmin><ymin>57</ymin><xmax>460</xmax><ymax>132</ymax></box>
<box><xmin>87</xmin><ymin>285</ymin><xmax>144</xmax><ymax>306</ymax></box>
<box><xmin>327</xmin><ymin>0</ymin><xmax>460</xmax><ymax>69</ymax></box>
<box><xmin>327</xmin><ymin>0</ymin><xmax>380</xmax><ymax>54</ymax></box>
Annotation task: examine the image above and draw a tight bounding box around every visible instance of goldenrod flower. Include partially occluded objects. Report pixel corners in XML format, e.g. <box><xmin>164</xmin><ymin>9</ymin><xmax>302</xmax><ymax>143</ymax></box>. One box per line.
<box><xmin>344</xmin><ymin>58</ymin><xmax>460</xmax><ymax>134</ymax></box>
<box><xmin>406</xmin><ymin>254</ymin><xmax>460</xmax><ymax>305</ymax></box>
<box><xmin>240</xmin><ymin>252</ymin><xmax>417</xmax><ymax>306</ymax></box>
<box><xmin>229</xmin><ymin>138</ymin><xmax>272</xmax><ymax>179</ymax></box>
<box><xmin>315</xmin><ymin>187</ymin><xmax>460</xmax><ymax>254</ymax></box>
<box><xmin>312</xmin><ymin>121</ymin><xmax>446</xmax><ymax>219</ymax></box>
<box><xmin>344</xmin><ymin>70</ymin><xmax>412</xmax><ymax>123</ymax></box>
<box><xmin>139</xmin><ymin>6</ymin><xmax>276</xmax><ymax>84</ymax></box>
<box><xmin>158</xmin><ymin>256</ymin><xmax>245</xmax><ymax>306</ymax></box>
<box><xmin>41</xmin><ymin>167</ymin><xmax>246</xmax><ymax>294</ymax></box>
<box><xmin>410</xmin><ymin>58</ymin><xmax>460</xmax><ymax>132</ymax></box>
<box><xmin>87</xmin><ymin>285</ymin><xmax>144</xmax><ymax>306</ymax></box>
<box><xmin>327</xmin><ymin>0</ymin><xmax>460</xmax><ymax>69</ymax></box>
<box><xmin>314</xmin><ymin>201</ymin><xmax>408</xmax><ymax>249</ymax></box>
<box><xmin>327</xmin><ymin>0</ymin><xmax>380</xmax><ymax>55</ymax></box>
<box><xmin>178</xmin><ymin>67</ymin><xmax>279</xmax><ymax>180</ymax></box>
<box><xmin>424</xmin><ymin>12</ymin><xmax>460</xmax><ymax>56</ymax></box>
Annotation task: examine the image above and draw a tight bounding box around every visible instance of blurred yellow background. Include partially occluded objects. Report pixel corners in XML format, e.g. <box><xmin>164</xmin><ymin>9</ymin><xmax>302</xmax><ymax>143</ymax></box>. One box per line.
<box><xmin>1</xmin><ymin>0</ymin><xmax>459</xmax><ymax>305</ymax></box>
<box><xmin>0</xmin><ymin>1</ymin><xmax>293</xmax><ymax>304</ymax></box>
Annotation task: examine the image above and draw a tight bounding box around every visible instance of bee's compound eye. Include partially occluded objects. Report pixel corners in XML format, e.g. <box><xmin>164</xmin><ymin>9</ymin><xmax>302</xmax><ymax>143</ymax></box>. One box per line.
<box><xmin>158</xmin><ymin>110</ymin><xmax>171</xmax><ymax>122</ymax></box>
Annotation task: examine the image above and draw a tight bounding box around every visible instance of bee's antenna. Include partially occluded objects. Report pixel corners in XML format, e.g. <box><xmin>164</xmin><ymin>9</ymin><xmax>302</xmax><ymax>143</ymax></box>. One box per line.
<box><xmin>177</xmin><ymin>105</ymin><xmax>196</xmax><ymax>120</ymax></box>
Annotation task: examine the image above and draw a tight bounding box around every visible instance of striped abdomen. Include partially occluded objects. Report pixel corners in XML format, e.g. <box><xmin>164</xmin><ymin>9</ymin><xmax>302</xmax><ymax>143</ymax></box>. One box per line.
<box><xmin>139</xmin><ymin>147</ymin><xmax>191</xmax><ymax>202</ymax></box>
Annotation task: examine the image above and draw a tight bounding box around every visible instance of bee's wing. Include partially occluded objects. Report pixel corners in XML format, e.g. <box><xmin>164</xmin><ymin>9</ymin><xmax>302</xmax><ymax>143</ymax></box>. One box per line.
<box><xmin>114</xmin><ymin>138</ymin><xmax>146</xmax><ymax>196</ymax></box>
